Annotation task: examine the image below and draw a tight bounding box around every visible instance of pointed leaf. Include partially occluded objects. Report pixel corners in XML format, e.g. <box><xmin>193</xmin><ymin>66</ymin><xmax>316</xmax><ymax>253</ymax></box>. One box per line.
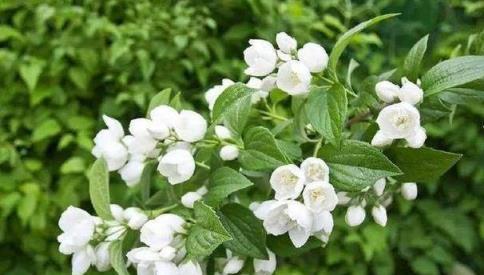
<box><xmin>88</xmin><ymin>158</ymin><xmax>112</xmax><ymax>220</ymax></box>
<box><xmin>205</xmin><ymin>167</ymin><xmax>254</xmax><ymax>207</ymax></box>
<box><xmin>109</xmin><ymin>240</ymin><xmax>130</xmax><ymax>275</ymax></box>
<box><xmin>403</xmin><ymin>34</ymin><xmax>429</xmax><ymax>80</ymax></box>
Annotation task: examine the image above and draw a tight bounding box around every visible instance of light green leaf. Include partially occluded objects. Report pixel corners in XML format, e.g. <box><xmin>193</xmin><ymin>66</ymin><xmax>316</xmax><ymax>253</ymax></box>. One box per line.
<box><xmin>109</xmin><ymin>240</ymin><xmax>130</xmax><ymax>275</ymax></box>
<box><xmin>403</xmin><ymin>34</ymin><xmax>429</xmax><ymax>80</ymax></box>
<box><xmin>60</xmin><ymin>157</ymin><xmax>86</xmax><ymax>174</ymax></box>
<box><xmin>422</xmin><ymin>55</ymin><xmax>484</xmax><ymax>96</ymax></box>
<box><xmin>205</xmin><ymin>167</ymin><xmax>254</xmax><ymax>207</ymax></box>
<box><xmin>385</xmin><ymin>147</ymin><xmax>461</xmax><ymax>182</ymax></box>
<box><xmin>238</xmin><ymin>127</ymin><xmax>289</xmax><ymax>171</ymax></box>
<box><xmin>19</xmin><ymin>60</ymin><xmax>44</xmax><ymax>91</ymax></box>
<box><xmin>88</xmin><ymin>158</ymin><xmax>112</xmax><ymax>220</ymax></box>
<box><xmin>32</xmin><ymin>119</ymin><xmax>61</xmax><ymax>142</ymax></box>
<box><xmin>212</xmin><ymin>83</ymin><xmax>255</xmax><ymax>134</ymax></box>
<box><xmin>438</xmin><ymin>88</ymin><xmax>484</xmax><ymax>105</ymax></box>
<box><xmin>186</xmin><ymin>201</ymin><xmax>231</xmax><ymax>257</ymax></box>
<box><xmin>318</xmin><ymin>140</ymin><xmax>402</xmax><ymax>191</ymax></box>
<box><xmin>305</xmin><ymin>84</ymin><xmax>347</xmax><ymax>145</ymax></box>
<box><xmin>147</xmin><ymin>88</ymin><xmax>172</xmax><ymax>114</ymax></box>
<box><xmin>219</xmin><ymin>203</ymin><xmax>268</xmax><ymax>259</ymax></box>
<box><xmin>0</xmin><ymin>25</ymin><xmax>23</xmax><ymax>41</ymax></box>
<box><xmin>328</xmin><ymin>13</ymin><xmax>399</xmax><ymax>76</ymax></box>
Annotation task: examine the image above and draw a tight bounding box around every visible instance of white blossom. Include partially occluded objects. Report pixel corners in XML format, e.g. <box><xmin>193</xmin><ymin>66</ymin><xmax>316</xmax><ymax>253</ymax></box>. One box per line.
<box><xmin>220</xmin><ymin>250</ymin><xmax>245</xmax><ymax>274</ymax></box>
<box><xmin>247</xmin><ymin>77</ymin><xmax>270</xmax><ymax>103</ymax></box>
<box><xmin>401</xmin><ymin>182</ymin><xmax>418</xmax><ymax>200</ymax></box>
<box><xmin>375</xmin><ymin>80</ymin><xmax>399</xmax><ymax>103</ymax></box>
<box><xmin>119</xmin><ymin>160</ymin><xmax>145</xmax><ymax>187</ymax></box>
<box><xmin>94</xmin><ymin>242</ymin><xmax>111</xmax><ymax>272</ymax></box>
<box><xmin>149</xmin><ymin>105</ymin><xmax>180</xmax><ymax>130</ymax></box>
<box><xmin>181</xmin><ymin>186</ymin><xmax>207</xmax><ymax>209</ymax></box>
<box><xmin>297</xmin><ymin>42</ymin><xmax>329</xmax><ymax>73</ymax></box>
<box><xmin>92</xmin><ymin>115</ymin><xmax>128</xmax><ymax>171</ymax></box>
<box><xmin>72</xmin><ymin>245</ymin><xmax>96</xmax><ymax>275</ymax></box>
<box><xmin>58</xmin><ymin>206</ymin><xmax>96</xmax><ymax>255</ymax></box>
<box><xmin>302</xmin><ymin>181</ymin><xmax>338</xmax><ymax>212</ymax></box>
<box><xmin>215</xmin><ymin>125</ymin><xmax>232</xmax><ymax>140</ymax></box>
<box><xmin>270</xmin><ymin>164</ymin><xmax>305</xmax><ymax>200</ymax></box>
<box><xmin>398</xmin><ymin>77</ymin><xmax>423</xmax><ymax>105</ymax></box>
<box><xmin>260</xmin><ymin>75</ymin><xmax>277</xmax><ymax>92</ymax></box>
<box><xmin>375</xmin><ymin>102</ymin><xmax>423</xmax><ymax>145</ymax></box>
<box><xmin>311</xmin><ymin>211</ymin><xmax>334</xmax><ymax>243</ymax></box>
<box><xmin>254</xmin><ymin>200</ymin><xmax>313</xmax><ymax>248</ymax></box>
<box><xmin>345</xmin><ymin>205</ymin><xmax>366</xmax><ymax>227</ymax></box>
<box><xmin>253</xmin><ymin>249</ymin><xmax>277</xmax><ymax>275</ymax></box>
<box><xmin>373</xmin><ymin>178</ymin><xmax>386</xmax><ymax>197</ymax></box>
<box><xmin>371</xmin><ymin>205</ymin><xmax>388</xmax><ymax>227</ymax></box>
<box><xmin>371</xmin><ymin>130</ymin><xmax>394</xmax><ymax>147</ymax></box>
<box><xmin>140</xmin><ymin>214</ymin><xmax>186</xmax><ymax>250</ymax></box>
<box><xmin>174</xmin><ymin>110</ymin><xmax>207</xmax><ymax>142</ymax></box>
<box><xmin>276</xmin><ymin>60</ymin><xmax>312</xmax><ymax>96</ymax></box>
<box><xmin>123</xmin><ymin>207</ymin><xmax>149</xmax><ymax>230</ymax></box>
<box><xmin>276</xmin><ymin>32</ymin><xmax>297</xmax><ymax>54</ymax></box>
<box><xmin>155</xmin><ymin>261</ymin><xmax>179</xmax><ymax>274</ymax></box>
<box><xmin>300</xmin><ymin>157</ymin><xmax>330</xmax><ymax>183</ymax></box>
<box><xmin>244</xmin><ymin>39</ymin><xmax>277</xmax><ymax>76</ymax></box>
<box><xmin>158</xmin><ymin>149</ymin><xmax>196</xmax><ymax>185</ymax></box>
<box><xmin>219</xmin><ymin>145</ymin><xmax>239</xmax><ymax>161</ymax></box>
<box><xmin>178</xmin><ymin>261</ymin><xmax>203</xmax><ymax>275</ymax></box>
<box><xmin>406</xmin><ymin>126</ymin><xmax>427</xmax><ymax>148</ymax></box>
<box><xmin>205</xmin><ymin>79</ymin><xmax>235</xmax><ymax>110</ymax></box>
<box><xmin>123</xmin><ymin>134</ymin><xmax>158</xmax><ymax>157</ymax></box>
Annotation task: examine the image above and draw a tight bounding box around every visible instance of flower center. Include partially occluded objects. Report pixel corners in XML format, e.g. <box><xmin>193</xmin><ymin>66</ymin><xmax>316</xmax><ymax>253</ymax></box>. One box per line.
<box><xmin>290</xmin><ymin>71</ymin><xmax>301</xmax><ymax>85</ymax></box>
<box><xmin>308</xmin><ymin>164</ymin><xmax>323</xmax><ymax>180</ymax></box>
<box><xmin>394</xmin><ymin>115</ymin><xmax>410</xmax><ymax>130</ymax></box>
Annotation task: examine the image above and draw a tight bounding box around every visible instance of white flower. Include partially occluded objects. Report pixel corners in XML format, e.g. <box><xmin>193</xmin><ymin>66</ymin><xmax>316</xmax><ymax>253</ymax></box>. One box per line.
<box><xmin>140</xmin><ymin>214</ymin><xmax>185</xmax><ymax>250</ymax></box>
<box><xmin>270</xmin><ymin>164</ymin><xmax>305</xmax><ymax>200</ymax></box>
<box><xmin>94</xmin><ymin>242</ymin><xmax>111</xmax><ymax>272</ymax></box>
<box><xmin>401</xmin><ymin>182</ymin><xmax>418</xmax><ymax>200</ymax></box>
<box><xmin>244</xmin><ymin>39</ymin><xmax>277</xmax><ymax>76</ymax></box>
<box><xmin>123</xmin><ymin>207</ymin><xmax>149</xmax><ymax>230</ymax></box>
<box><xmin>174</xmin><ymin>110</ymin><xmax>207</xmax><ymax>142</ymax></box>
<box><xmin>260</xmin><ymin>75</ymin><xmax>277</xmax><ymax>92</ymax></box>
<box><xmin>302</xmin><ymin>181</ymin><xmax>338</xmax><ymax>212</ymax></box>
<box><xmin>376</xmin><ymin>102</ymin><xmax>422</xmax><ymax>140</ymax></box>
<box><xmin>253</xmin><ymin>249</ymin><xmax>276</xmax><ymax>275</ymax></box>
<box><xmin>337</xmin><ymin>192</ymin><xmax>351</xmax><ymax>205</ymax></box>
<box><xmin>406</xmin><ymin>126</ymin><xmax>427</xmax><ymax>148</ymax></box>
<box><xmin>297</xmin><ymin>42</ymin><xmax>328</xmax><ymax>73</ymax></box>
<box><xmin>215</xmin><ymin>125</ymin><xmax>232</xmax><ymax>140</ymax></box>
<box><xmin>247</xmin><ymin>77</ymin><xmax>270</xmax><ymax>103</ymax></box>
<box><xmin>373</xmin><ymin>178</ymin><xmax>386</xmax><ymax>197</ymax></box>
<box><xmin>72</xmin><ymin>245</ymin><xmax>96</xmax><ymax>275</ymax></box>
<box><xmin>277</xmin><ymin>50</ymin><xmax>292</xmax><ymax>62</ymax></box>
<box><xmin>166</xmin><ymin>141</ymin><xmax>193</xmax><ymax>153</ymax></box>
<box><xmin>221</xmin><ymin>250</ymin><xmax>245</xmax><ymax>274</ymax></box>
<box><xmin>375</xmin><ymin>81</ymin><xmax>399</xmax><ymax>103</ymax></box>
<box><xmin>155</xmin><ymin>261</ymin><xmax>180</xmax><ymax>274</ymax></box>
<box><xmin>398</xmin><ymin>77</ymin><xmax>423</xmax><ymax>105</ymax></box>
<box><xmin>205</xmin><ymin>79</ymin><xmax>235</xmax><ymax>110</ymax></box>
<box><xmin>178</xmin><ymin>260</ymin><xmax>203</xmax><ymax>275</ymax></box>
<box><xmin>149</xmin><ymin>105</ymin><xmax>180</xmax><ymax>129</ymax></box>
<box><xmin>311</xmin><ymin>211</ymin><xmax>334</xmax><ymax>243</ymax></box>
<box><xmin>126</xmin><ymin>246</ymin><xmax>175</xmax><ymax>269</ymax></box>
<box><xmin>122</xmin><ymin>134</ymin><xmax>158</xmax><ymax>157</ymax></box>
<box><xmin>119</xmin><ymin>160</ymin><xmax>145</xmax><ymax>187</ymax></box>
<box><xmin>371</xmin><ymin>205</ymin><xmax>388</xmax><ymax>227</ymax></box>
<box><xmin>254</xmin><ymin>200</ymin><xmax>313</xmax><ymax>248</ymax></box>
<box><xmin>92</xmin><ymin>115</ymin><xmax>128</xmax><ymax>171</ymax></box>
<box><xmin>58</xmin><ymin>206</ymin><xmax>96</xmax><ymax>255</ymax></box>
<box><xmin>300</xmin><ymin>157</ymin><xmax>330</xmax><ymax>183</ymax></box>
<box><xmin>276</xmin><ymin>32</ymin><xmax>297</xmax><ymax>54</ymax></box>
<box><xmin>129</xmin><ymin>118</ymin><xmax>153</xmax><ymax>138</ymax></box>
<box><xmin>371</xmin><ymin>130</ymin><xmax>394</xmax><ymax>147</ymax></box>
<box><xmin>220</xmin><ymin>145</ymin><xmax>239</xmax><ymax>161</ymax></box>
<box><xmin>276</xmin><ymin>60</ymin><xmax>312</xmax><ymax>95</ymax></box>
<box><xmin>345</xmin><ymin>205</ymin><xmax>366</xmax><ymax>227</ymax></box>
<box><xmin>158</xmin><ymin>149</ymin><xmax>196</xmax><ymax>185</ymax></box>
<box><xmin>181</xmin><ymin>186</ymin><xmax>207</xmax><ymax>209</ymax></box>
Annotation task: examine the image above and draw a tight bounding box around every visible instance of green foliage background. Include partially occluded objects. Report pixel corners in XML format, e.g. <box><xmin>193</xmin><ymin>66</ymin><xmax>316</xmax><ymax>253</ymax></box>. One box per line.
<box><xmin>0</xmin><ymin>0</ymin><xmax>483</xmax><ymax>274</ymax></box>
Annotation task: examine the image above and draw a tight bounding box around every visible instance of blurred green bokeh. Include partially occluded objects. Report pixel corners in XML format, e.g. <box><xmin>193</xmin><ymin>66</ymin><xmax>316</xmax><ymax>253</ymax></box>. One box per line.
<box><xmin>0</xmin><ymin>0</ymin><xmax>483</xmax><ymax>274</ymax></box>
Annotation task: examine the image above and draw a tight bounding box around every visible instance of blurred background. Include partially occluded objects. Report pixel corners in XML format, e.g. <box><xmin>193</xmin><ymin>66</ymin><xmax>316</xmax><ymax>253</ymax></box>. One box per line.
<box><xmin>0</xmin><ymin>0</ymin><xmax>483</xmax><ymax>274</ymax></box>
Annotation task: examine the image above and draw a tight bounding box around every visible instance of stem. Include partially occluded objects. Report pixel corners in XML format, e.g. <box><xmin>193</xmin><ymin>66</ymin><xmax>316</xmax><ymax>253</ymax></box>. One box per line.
<box><xmin>196</xmin><ymin>161</ymin><xmax>210</xmax><ymax>170</ymax></box>
<box><xmin>148</xmin><ymin>204</ymin><xmax>178</xmax><ymax>218</ymax></box>
<box><xmin>313</xmin><ymin>138</ymin><xmax>323</xmax><ymax>157</ymax></box>
<box><xmin>258</xmin><ymin>110</ymin><xmax>288</xmax><ymax>121</ymax></box>
<box><xmin>346</xmin><ymin>111</ymin><xmax>371</xmax><ymax>127</ymax></box>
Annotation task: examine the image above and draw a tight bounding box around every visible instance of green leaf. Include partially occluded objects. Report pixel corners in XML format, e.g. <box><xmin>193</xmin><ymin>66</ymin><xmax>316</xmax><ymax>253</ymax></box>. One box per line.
<box><xmin>318</xmin><ymin>140</ymin><xmax>402</xmax><ymax>191</ymax></box>
<box><xmin>109</xmin><ymin>240</ymin><xmax>130</xmax><ymax>275</ymax></box>
<box><xmin>219</xmin><ymin>203</ymin><xmax>268</xmax><ymax>259</ymax></box>
<box><xmin>186</xmin><ymin>201</ymin><xmax>231</xmax><ymax>257</ymax></box>
<box><xmin>60</xmin><ymin>157</ymin><xmax>86</xmax><ymax>174</ymax></box>
<box><xmin>32</xmin><ymin>119</ymin><xmax>61</xmax><ymax>142</ymax></box>
<box><xmin>88</xmin><ymin>158</ymin><xmax>112</xmax><ymax>220</ymax></box>
<box><xmin>403</xmin><ymin>34</ymin><xmax>429</xmax><ymax>80</ymax></box>
<box><xmin>238</xmin><ymin>127</ymin><xmax>289</xmax><ymax>171</ymax></box>
<box><xmin>0</xmin><ymin>25</ymin><xmax>23</xmax><ymax>41</ymax></box>
<box><xmin>439</xmin><ymin>88</ymin><xmax>484</xmax><ymax>105</ymax></box>
<box><xmin>421</xmin><ymin>56</ymin><xmax>484</xmax><ymax>96</ymax></box>
<box><xmin>139</xmin><ymin>161</ymin><xmax>156</xmax><ymax>202</ymax></box>
<box><xmin>19</xmin><ymin>60</ymin><xmax>44</xmax><ymax>91</ymax></box>
<box><xmin>147</xmin><ymin>88</ymin><xmax>172</xmax><ymax>114</ymax></box>
<box><xmin>305</xmin><ymin>84</ymin><xmax>347</xmax><ymax>145</ymax></box>
<box><xmin>267</xmin><ymin>234</ymin><xmax>322</xmax><ymax>257</ymax></box>
<box><xmin>205</xmin><ymin>167</ymin><xmax>254</xmax><ymax>207</ymax></box>
<box><xmin>385</xmin><ymin>147</ymin><xmax>461</xmax><ymax>182</ymax></box>
<box><xmin>328</xmin><ymin>13</ymin><xmax>399</xmax><ymax>75</ymax></box>
<box><xmin>212</xmin><ymin>83</ymin><xmax>255</xmax><ymax>134</ymax></box>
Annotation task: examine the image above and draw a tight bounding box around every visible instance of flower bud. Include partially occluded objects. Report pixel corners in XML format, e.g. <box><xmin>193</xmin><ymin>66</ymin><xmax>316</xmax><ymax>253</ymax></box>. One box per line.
<box><xmin>244</xmin><ymin>39</ymin><xmax>277</xmax><ymax>76</ymax></box>
<box><xmin>345</xmin><ymin>205</ymin><xmax>366</xmax><ymax>227</ymax></box>
<box><xmin>373</xmin><ymin>178</ymin><xmax>386</xmax><ymax>196</ymax></box>
<box><xmin>174</xmin><ymin>110</ymin><xmax>207</xmax><ymax>142</ymax></box>
<box><xmin>219</xmin><ymin>145</ymin><xmax>239</xmax><ymax>161</ymax></box>
<box><xmin>119</xmin><ymin>160</ymin><xmax>145</xmax><ymax>187</ymax></box>
<box><xmin>371</xmin><ymin>205</ymin><xmax>388</xmax><ymax>227</ymax></box>
<box><xmin>123</xmin><ymin>207</ymin><xmax>148</xmax><ymax>230</ymax></box>
<box><xmin>149</xmin><ymin>105</ymin><xmax>179</xmax><ymax>129</ymax></box>
<box><xmin>297</xmin><ymin>42</ymin><xmax>328</xmax><ymax>73</ymax></box>
<box><xmin>223</xmin><ymin>255</ymin><xmax>245</xmax><ymax>274</ymax></box>
<box><xmin>401</xmin><ymin>182</ymin><xmax>418</xmax><ymax>200</ymax></box>
<box><xmin>276</xmin><ymin>32</ymin><xmax>297</xmax><ymax>54</ymax></box>
<box><xmin>254</xmin><ymin>249</ymin><xmax>277</xmax><ymax>275</ymax></box>
<box><xmin>157</xmin><ymin>149</ymin><xmax>196</xmax><ymax>185</ymax></box>
<box><xmin>94</xmin><ymin>242</ymin><xmax>111</xmax><ymax>272</ymax></box>
<box><xmin>215</xmin><ymin>125</ymin><xmax>232</xmax><ymax>140</ymax></box>
<box><xmin>371</xmin><ymin>130</ymin><xmax>394</xmax><ymax>148</ymax></box>
<box><xmin>181</xmin><ymin>191</ymin><xmax>202</xmax><ymax>208</ymax></box>
<box><xmin>375</xmin><ymin>81</ymin><xmax>399</xmax><ymax>103</ymax></box>
<box><xmin>398</xmin><ymin>77</ymin><xmax>423</xmax><ymax>105</ymax></box>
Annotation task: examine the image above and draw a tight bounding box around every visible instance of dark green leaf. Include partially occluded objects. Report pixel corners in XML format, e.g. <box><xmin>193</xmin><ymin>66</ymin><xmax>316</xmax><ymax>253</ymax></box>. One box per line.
<box><xmin>205</xmin><ymin>167</ymin><xmax>254</xmax><ymax>207</ymax></box>
<box><xmin>267</xmin><ymin>235</ymin><xmax>322</xmax><ymax>257</ymax></box>
<box><xmin>439</xmin><ymin>88</ymin><xmax>484</xmax><ymax>105</ymax></box>
<box><xmin>88</xmin><ymin>158</ymin><xmax>112</xmax><ymax>220</ymax></box>
<box><xmin>403</xmin><ymin>34</ymin><xmax>429</xmax><ymax>80</ymax></box>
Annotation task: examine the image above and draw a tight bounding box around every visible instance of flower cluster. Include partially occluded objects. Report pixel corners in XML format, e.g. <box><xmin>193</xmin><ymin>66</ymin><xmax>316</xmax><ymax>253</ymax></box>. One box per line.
<box><xmin>126</xmin><ymin>214</ymin><xmax>203</xmax><ymax>275</ymax></box>
<box><xmin>92</xmin><ymin>105</ymin><xmax>208</xmax><ymax>186</ymax></box>
<box><xmin>58</xmin><ymin>205</ymin><xmax>147</xmax><ymax>275</ymax></box>
<box><xmin>371</xmin><ymin>78</ymin><xmax>427</xmax><ymax>148</ymax></box>
<box><xmin>252</xmin><ymin>157</ymin><xmax>337</xmax><ymax>247</ymax></box>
